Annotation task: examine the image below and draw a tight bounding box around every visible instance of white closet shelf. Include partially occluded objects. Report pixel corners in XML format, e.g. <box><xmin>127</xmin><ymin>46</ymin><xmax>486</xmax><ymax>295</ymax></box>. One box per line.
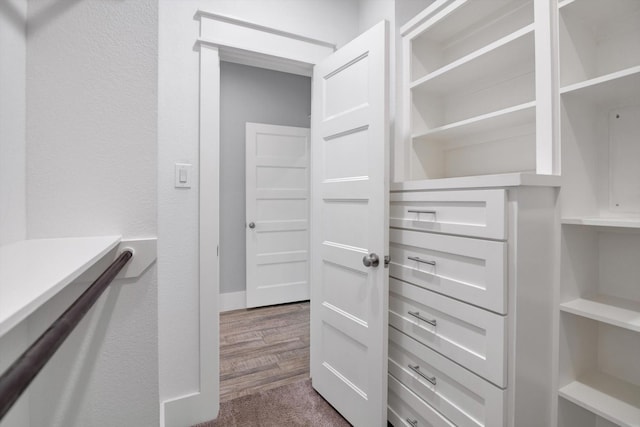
<box><xmin>410</xmin><ymin>24</ymin><xmax>534</xmax><ymax>93</ymax></box>
<box><xmin>391</xmin><ymin>172</ymin><xmax>561</xmax><ymax>191</ymax></box>
<box><xmin>0</xmin><ymin>236</ymin><xmax>121</xmax><ymax>337</ymax></box>
<box><xmin>412</xmin><ymin>101</ymin><xmax>535</xmax><ymax>142</ymax></box>
<box><xmin>561</xmin><ymin>217</ymin><xmax>640</xmax><ymax>229</ymax></box>
<box><xmin>559</xmin><ymin>372</ymin><xmax>640</xmax><ymax>427</ymax></box>
<box><xmin>561</xmin><ymin>295</ymin><xmax>640</xmax><ymax>332</ymax></box>
<box><xmin>560</xmin><ymin>66</ymin><xmax>640</xmax><ymax>105</ymax></box>
<box><xmin>405</xmin><ymin>0</ymin><xmax>530</xmax><ymax>45</ymax></box>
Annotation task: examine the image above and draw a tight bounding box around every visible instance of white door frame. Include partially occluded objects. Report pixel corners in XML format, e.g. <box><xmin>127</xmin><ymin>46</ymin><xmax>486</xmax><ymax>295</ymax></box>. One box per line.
<box><xmin>162</xmin><ymin>11</ymin><xmax>335</xmax><ymax>427</ymax></box>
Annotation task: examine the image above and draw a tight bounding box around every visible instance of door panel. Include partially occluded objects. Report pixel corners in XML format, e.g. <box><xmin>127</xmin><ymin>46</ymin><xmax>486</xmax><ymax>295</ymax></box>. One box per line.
<box><xmin>246</xmin><ymin>123</ymin><xmax>310</xmax><ymax>308</ymax></box>
<box><xmin>310</xmin><ymin>21</ymin><xmax>389</xmax><ymax>427</ymax></box>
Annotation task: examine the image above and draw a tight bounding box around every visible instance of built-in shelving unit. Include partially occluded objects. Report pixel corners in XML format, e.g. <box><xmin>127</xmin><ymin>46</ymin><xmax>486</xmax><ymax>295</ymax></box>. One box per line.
<box><xmin>0</xmin><ymin>236</ymin><xmax>121</xmax><ymax>337</ymax></box>
<box><xmin>400</xmin><ymin>0</ymin><xmax>556</xmax><ymax>181</ymax></box>
<box><xmin>558</xmin><ymin>1</ymin><xmax>640</xmax><ymax>425</ymax></box>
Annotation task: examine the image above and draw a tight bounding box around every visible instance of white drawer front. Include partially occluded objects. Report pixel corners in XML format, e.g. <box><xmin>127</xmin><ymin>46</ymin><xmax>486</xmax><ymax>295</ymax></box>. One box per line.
<box><xmin>389</xmin><ymin>278</ymin><xmax>507</xmax><ymax>387</ymax></box>
<box><xmin>390</xmin><ymin>189</ymin><xmax>506</xmax><ymax>240</ymax></box>
<box><xmin>388</xmin><ymin>374</ymin><xmax>454</xmax><ymax>427</ymax></box>
<box><xmin>390</xmin><ymin>228</ymin><xmax>507</xmax><ymax>314</ymax></box>
<box><xmin>389</xmin><ymin>327</ymin><xmax>506</xmax><ymax>427</ymax></box>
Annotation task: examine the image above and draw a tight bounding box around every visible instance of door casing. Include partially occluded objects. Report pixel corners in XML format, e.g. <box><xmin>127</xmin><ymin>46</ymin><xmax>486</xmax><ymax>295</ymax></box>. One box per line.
<box><xmin>163</xmin><ymin>11</ymin><xmax>337</xmax><ymax>427</ymax></box>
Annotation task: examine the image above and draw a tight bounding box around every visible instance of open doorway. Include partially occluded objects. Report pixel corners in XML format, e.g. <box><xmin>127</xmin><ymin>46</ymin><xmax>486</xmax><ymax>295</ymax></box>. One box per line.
<box><xmin>218</xmin><ymin>61</ymin><xmax>312</xmax><ymax>401</ymax></box>
<box><xmin>219</xmin><ymin>61</ymin><xmax>311</xmax><ymax>311</ymax></box>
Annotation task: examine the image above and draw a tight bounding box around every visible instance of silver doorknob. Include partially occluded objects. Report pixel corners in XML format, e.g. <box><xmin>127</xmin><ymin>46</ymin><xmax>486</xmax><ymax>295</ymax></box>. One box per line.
<box><xmin>362</xmin><ymin>253</ymin><xmax>379</xmax><ymax>268</ymax></box>
<box><xmin>248</xmin><ymin>222</ymin><xmax>255</xmax><ymax>229</ymax></box>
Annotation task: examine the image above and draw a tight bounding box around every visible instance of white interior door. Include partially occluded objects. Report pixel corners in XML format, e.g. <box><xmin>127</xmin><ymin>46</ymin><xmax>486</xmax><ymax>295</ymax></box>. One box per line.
<box><xmin>310</xmin><ymin>21</ymin><xmax>389</xmax><ymax>426</ymax></box>
<box><xmin>246</xmin><ymin>123</ymin><xmax>311</xmax><ymax>308</ymax></box>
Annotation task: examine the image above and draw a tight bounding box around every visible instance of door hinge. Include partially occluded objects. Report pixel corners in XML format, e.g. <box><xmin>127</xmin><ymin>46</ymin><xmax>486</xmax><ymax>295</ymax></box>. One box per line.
<box><xmin>384</xmin><ymin>255</ymin><xmax>390</xmax><ymax>268</ymax></box>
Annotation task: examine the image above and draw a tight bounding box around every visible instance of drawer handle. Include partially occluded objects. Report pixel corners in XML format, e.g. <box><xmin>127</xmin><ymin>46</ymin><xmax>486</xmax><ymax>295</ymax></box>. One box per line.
<box><xmin>405</xmin><ymin>418</ymin><xmax>418</xmax><ymax>427</ymax></box>
<box><xmin>407</xmin><ymin>256</ymin><xmax>436</xmax><ymax>266</ymax></box>
<box><xmin>408</xmin><ymin>364</ymin><xmax>437</xmax><ymax>386</ymax></box>
<box><xmin>407</xmin><ymin>209</ymin><xmax>436</xmax><ymax>221</ymax></box>
<box><xmin>407</xmin><ymin>311</ymin><xmax>437</xmax><ymax>327</ymax></box>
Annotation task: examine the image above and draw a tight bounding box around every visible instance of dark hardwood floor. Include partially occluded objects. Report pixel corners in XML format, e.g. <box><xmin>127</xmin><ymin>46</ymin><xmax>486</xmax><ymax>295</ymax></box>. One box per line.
<box><xmin>219</xmin><ymin>301</ymin><xmax>310</xmax><ymax>402</ymax></box>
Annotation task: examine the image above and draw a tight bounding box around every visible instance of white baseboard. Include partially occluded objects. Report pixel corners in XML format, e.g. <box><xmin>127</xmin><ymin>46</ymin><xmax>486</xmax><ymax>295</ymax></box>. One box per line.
<box><xmin>219</xmin><ymin>291</ymin><xmax>246</xmax><ymax>312</ymax></box>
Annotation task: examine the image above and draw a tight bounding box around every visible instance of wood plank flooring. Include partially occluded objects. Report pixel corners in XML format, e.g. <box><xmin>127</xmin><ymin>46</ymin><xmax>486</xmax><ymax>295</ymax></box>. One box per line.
<box><xmin>219</xmin><ymin>301</ymin><xmax>310</xmax><ymax>402</ymax></box>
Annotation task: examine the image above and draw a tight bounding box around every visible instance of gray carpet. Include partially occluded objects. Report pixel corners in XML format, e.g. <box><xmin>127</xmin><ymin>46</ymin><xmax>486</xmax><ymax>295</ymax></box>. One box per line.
<box><xmin>194</xmin><ymin>379</ymin><xmax>351</xmax><ymax>426</ymax></box>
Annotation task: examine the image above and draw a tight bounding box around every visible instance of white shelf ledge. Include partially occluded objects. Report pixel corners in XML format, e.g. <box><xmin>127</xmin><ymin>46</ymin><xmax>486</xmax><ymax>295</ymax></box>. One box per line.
<box><xmin>560</xmin><ymin>66</ymin><xmax>640</xmax><ymax>105</ymax></box>
<box><xmin>560</xmin><ymin>372</ymin><xmax>640</xmax><ymax>427</ymax></box>
<box><xmin>412</xmin><ymin>101</ymin><xmax>536</xmax><ymax>143</ymax></box>
<box><xmin>0</xmin><ymin>236</ymin><xmax>121</xmax><ymax>338</ymax></box>
<box><xmin>391</xmin><ymin>172</ymin><xmax>561</xmax><ymax>192</ymax></box>
<box><xmin>561</xmin><ymin>295</ymin><xmax>640</xmax><ymax>333</ymax></box>
<box><xmin>561</xmin><ymin>217</ymin><xmax>640</xmax><ymax>229</ymax></box>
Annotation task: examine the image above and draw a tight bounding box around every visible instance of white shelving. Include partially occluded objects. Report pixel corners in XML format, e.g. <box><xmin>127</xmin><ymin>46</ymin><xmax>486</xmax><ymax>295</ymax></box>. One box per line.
<box><xmin>410</xmin><ymin>24</ymin><xmax>535</xmax><ymax>93</ymax></box>
<box><xmin>560</xmin><ymin>295</ymin><xmax>640</xmax><ymax>333</ymax></box>
<box><xmin>559</xmin><ymin>0</ymin><xmax>640</xmax><ymax>88</ymax></box>
<box><xmin>400</xmin><ymin>0</ymin><xmax>555</xmax><ymax>181</ymax></box>
<box><xmin>407</xmin><ymin>0</ymin><xmax>534</xmax><ymax>81</ymax></box>
<box><xmin>0</xmin><ymin>236</ymin><xmax>121</xmax><ymax>337</ymax></box>
<box><xmin>560</xmin><ymin>372</ymin><xmax>640</xmax><ymax>427</ymax></box>
<box><xmin>560</xmin><ymin>66</ymin><xmax>640</xmax><ymax>103</ymax></box>
<box><xmin>561</xmin><ymin>217</ymin><xmax>640</xmax><ymax>229</ymax></box>
<box><xmin>558</xmin><ymin>2</ymin><xmax>640</xmax><ymax>424</ymax></box>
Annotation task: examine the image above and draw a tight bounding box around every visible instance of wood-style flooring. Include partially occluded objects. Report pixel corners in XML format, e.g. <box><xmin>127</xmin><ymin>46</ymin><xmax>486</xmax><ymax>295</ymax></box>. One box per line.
<box><xmin>219</xmin><ymin>301</ymin><xmax>310</xmax><ymax>402</ymax></box>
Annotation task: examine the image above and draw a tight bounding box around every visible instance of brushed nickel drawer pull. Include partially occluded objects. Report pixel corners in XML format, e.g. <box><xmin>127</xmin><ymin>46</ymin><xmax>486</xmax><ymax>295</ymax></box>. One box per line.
<box><xmin>407</xmin><ymin>256</ymin><xmax>436</xmax><ymax>266</ymax></box>
<box><xmin>407</xmin><ymin>209</ymin><xmax>436</xmax><ymax>215</ymax></box>
<box><xmin>406</xmin><ymin>418</ymin><xmax>418</xmax><ymax>427</ymax></box>
<box><xmin>408</xmin><ymin>364</ymin><xmax>437</xmax><ymax>386</ymax></box>
<box><xmin>408</xmin><ymin>311</ymin><xmax>437</xmax><ymax>327</ymax></box>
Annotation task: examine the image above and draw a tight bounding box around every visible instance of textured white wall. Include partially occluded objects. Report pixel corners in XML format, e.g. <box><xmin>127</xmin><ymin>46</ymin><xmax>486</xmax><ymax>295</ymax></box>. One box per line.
<box><xmin>0</xmin><ymin>0</ymin><xmax>27</xmax><ymax>246</ymax></box>
<box><xmin>23</xmin><ymin>0</ymin><xmax>159</xmax><ymax>426</ymax></box>
<box><xmin>158</xmin><ymin>0</ymin><xmax>360</xmax><ymax>408</ymax></box>
<box><xmin>0</xmin><ymin>1</ymin><xmax>29</xmax><ymax>425</ymax></box>
<box><xmin>357</xmin><ymin>0</ymin><xmax>397</xmax><ymax>180</ymax></box>
<box><xmin>219</xmin><ymin>62</ymin><xmax>311</xmax><ymax>295</ymax></box>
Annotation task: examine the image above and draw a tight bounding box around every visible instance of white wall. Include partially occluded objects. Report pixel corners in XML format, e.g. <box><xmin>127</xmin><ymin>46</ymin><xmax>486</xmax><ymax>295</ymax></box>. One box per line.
<box><xmin>0</xmin><ymin>1</ymin><xmax>29</xmax><ymax>425</ymax></box>
<box><xmin>220</xmin><ymin>62</ymin><xmax>311</xmax><ymax>296</ymax></box>
<box><xmin>357</xmin><ymin>0</ymin><xmax>397</xmax><ymax>180</ymax></box>
<box><xmin>396</xmin><ymin>0</ymin><xmax>433</xmax><ymax>26</ymax></box>
<box><xmin>0</xmin><ymin>0</ymin><xmax>27</xmax><ymax>246</ymax></box>
<box><xmin>20</xmin><ymin>0</ymin><xmax>159</xmax><ymax>426</ymax></box>
<box><xmin>158</xmin><ymin>0</ymin><xmax>360</xmax><ymax>413</ymax></box>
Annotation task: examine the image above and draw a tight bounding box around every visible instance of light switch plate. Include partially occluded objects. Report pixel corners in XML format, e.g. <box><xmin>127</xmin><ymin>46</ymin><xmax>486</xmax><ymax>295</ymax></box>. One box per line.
<box><xmin>175</xmin><ymin>163</ymin><xmax>192</xmax><ymax>188</ymax></box>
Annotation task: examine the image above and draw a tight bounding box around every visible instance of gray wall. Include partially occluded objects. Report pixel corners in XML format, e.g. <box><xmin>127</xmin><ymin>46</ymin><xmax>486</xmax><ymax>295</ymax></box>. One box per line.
<box><xmin>220</xmin><ymin>61</ymin><xmax>311</xmax><ymax>295</ymax></box>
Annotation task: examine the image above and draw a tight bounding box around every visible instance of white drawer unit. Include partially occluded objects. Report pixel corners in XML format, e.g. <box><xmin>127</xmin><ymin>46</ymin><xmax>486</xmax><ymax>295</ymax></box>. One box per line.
<box><xmin>389</xmin><ymin>326</ymin><xmax>506</xmax><ymax>427</ymax></box>
<box><xmin>389</xmin><ymin>278</ymin><xmax>507</xmax><ymax>387</ymax></box>
<box><xmin>388</xmin><ymin>374</ymin><xmax>455</xmax><ymax>427</ymax></box>
<box><xmin>389</xmin><ymin>189</ymin><xmax>506</xmax><ymax>240</ymax></box>
<box><xmin>389</xmin><ymin>228</ymin><xmax>507</xmax><ymax>314</ymax></box>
